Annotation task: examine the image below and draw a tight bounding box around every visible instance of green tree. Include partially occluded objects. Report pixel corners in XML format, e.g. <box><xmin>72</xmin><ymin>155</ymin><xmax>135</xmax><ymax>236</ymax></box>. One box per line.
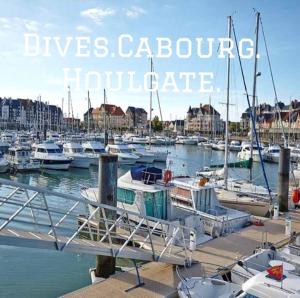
<box><xmin>152</xmin><ymin>116</ymin><xmax>163</xmax><ymax>132</ymax></box>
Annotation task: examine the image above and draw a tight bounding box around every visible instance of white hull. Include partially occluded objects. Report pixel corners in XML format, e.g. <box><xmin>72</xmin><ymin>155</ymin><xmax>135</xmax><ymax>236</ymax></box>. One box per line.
<box><xmin>0</xmin><ymin>164</ymin><xmax>9</xmax><ymax>173</ymax></box>
<box><xmin>10</xmin><ymin>163</ymin><xmax>40</xmax><ymax>172</ymax></box>
<box><xmin>38</xmin><ymin>160</ymin><xmax>71</xmax><ymax>170</ymax></box>
<box><xmin>136</xmin><ymin>155</ymin><xmax>155</xmax><ymax>164</ymax></box>
<box><xmin>118</xmin><ymin>157</ymin><xmax>137</xmax><ymax>165</ymax></box>
<box><xmin>152</xmin><ymin>151</ymin><xmax>168</xmax><ymax>162</ymax></box>
<box><xmin>216</xmin><ymin>188</ymin><xmax>271</xmax><ymax>217</ymax></box>
<box><xmin>237</xmin><ymin>151</ymin><xmax>262</xmax><ymax>162</ymax></box>
<box><xmin>70</xmin><ymin>157</ymin><xmax>91</xmax><ymax>168</ymax></box>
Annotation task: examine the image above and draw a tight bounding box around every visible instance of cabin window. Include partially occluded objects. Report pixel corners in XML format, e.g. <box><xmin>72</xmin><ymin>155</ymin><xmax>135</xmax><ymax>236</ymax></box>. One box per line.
<box><xmin>37</xmin><ymin>148</ymin><xmax>47</xmax><ymax>153</ymax></box>
<box><xmin>94</xmin><ymin>149</ymin><xmax>105</xmax><ymax>153</ymax></box>
<box><xmin>46</xmin><ymin>149</ymin><xmax>60</xmax><ymax>153</ymax></box>
<box><xmin>144</xmin><ymin>191</ymin><xmax>167</xmax><ymax>220</ymax></box>
<box><xmin>117</xmin><ymin>188</ymin><xmax>135</xmax><ymax>205</ymax></box>
<box><xmin>10</xmin><ymin>151</ymin><xmax>15</xmax><ymax>156</ymax></box>
<box><xmin>84</xmin><ymin>148</ymin><xmax>94</xmax><ymax>153</ymax></box>
<box><xmin>110</xmin><ymin>148</ymin><xmax>119</xmax><ymax>154</ymax></box>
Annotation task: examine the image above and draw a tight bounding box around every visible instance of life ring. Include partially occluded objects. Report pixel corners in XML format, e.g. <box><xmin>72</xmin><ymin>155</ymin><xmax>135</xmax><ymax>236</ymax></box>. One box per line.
<box><xmin>292</xmin><ymin>189</ymin><xmax>300</xmax><ymax>204</ymax></box>
<box><xmin>163</xmin><ymin>170</ymin><xmax>172</xmax><ymax>184</ymax></box>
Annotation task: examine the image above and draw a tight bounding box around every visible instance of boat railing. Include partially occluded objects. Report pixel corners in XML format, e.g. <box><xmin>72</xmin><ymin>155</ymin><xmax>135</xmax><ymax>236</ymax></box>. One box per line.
<box><xmin>0</xmin><ymin>178</ymin><xmax>192</xmax><ymax>266</ymax></box>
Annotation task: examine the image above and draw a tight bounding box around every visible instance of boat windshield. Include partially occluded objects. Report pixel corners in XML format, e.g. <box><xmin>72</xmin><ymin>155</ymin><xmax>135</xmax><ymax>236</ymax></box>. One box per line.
<box><xmin>46</xmin><ymin>149</ymin><xmax>61</xmax><ymax>153</ymax></box>
<box><xmin>94</xmin><ymin>148</ymin><xmax>105</xmax><ymax>153</ymax></box>
<box><xmin>72</xmin><ymin>148</ymin><xmax>83</xmax><ymax>153</ymax></box>
<box><xmin>120</xmin><ymin>149</ymin><xmax>132</xmax><ymax>153</ymax></box>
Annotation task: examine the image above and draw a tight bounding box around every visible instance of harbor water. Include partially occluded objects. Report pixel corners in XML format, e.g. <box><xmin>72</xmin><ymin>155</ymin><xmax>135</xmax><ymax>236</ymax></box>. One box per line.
<box><xmin>0</xmin><ymin>145</ymin><xmax>278</xmax><ymax>298</ymax></box>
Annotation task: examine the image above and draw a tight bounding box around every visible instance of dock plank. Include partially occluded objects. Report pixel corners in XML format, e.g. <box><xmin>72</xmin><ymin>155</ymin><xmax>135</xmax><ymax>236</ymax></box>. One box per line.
<box><xmin>64</xmin><ymin>216</ymin><xmax>300</xmax><ymax>298</ymax></box>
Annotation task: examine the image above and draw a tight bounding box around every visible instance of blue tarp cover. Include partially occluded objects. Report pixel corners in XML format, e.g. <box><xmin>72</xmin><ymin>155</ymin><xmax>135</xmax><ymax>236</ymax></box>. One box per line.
<box><xmin>130</xmin><ymin>165</ymin><xmax>162</xmax><ymax>184</ymax></box>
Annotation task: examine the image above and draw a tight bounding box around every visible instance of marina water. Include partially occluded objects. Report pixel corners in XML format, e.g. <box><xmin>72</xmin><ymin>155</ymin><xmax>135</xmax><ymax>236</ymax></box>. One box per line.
<box><xmin>0</xmin><ymin>145</ymin><xmax>278</xmax><ymax>297</ymax></box>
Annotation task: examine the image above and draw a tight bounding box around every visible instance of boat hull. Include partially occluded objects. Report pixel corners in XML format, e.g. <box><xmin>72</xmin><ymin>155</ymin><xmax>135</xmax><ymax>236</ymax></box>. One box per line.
<box><xmin>218</xmin><ymin>197</ymin><xmax>270</xmax><ymax>217</ymax></box>
<box><xmin>38</xmin><ymin>159</ymin><xmax>71</xmax><ymax>170</ymax></box>
<box><xmin>70</xmin><ymin>157</ymin><xmax>91</xmax><ymax>168</ymax></box>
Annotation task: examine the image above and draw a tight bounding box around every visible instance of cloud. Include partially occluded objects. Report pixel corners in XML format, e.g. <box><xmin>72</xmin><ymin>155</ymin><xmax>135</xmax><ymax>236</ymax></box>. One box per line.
<box><xmin>0</xmin><ymin>17</ymin><xmax>53</xmax><ymax>32</ymax></box>
<box><xmin>80</xmin><ymin>7</ymin><xmax>116</xmax><ymax>25</ymax></box>
<box><xmin>76</xmin><ymin>25</ymin><xmax>92</xmax><ymax>33</ymax></box>
<box><xmin>125</xmin><ymin>6</ymin><xmax>146</xmax><ymax>18</ymax></box>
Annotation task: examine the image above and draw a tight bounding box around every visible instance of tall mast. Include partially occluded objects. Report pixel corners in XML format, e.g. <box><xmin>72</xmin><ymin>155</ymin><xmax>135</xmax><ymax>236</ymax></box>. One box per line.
<box><xmin>224</xmin><ymin>15</ymin><xmax>232</xmax><ymax>189</ymax></box>
<box><xmin>103</xmin><ymin>88</ymin><xmax>108</xmax><ymax>146</ymax></box>
<box><xmin>149</xmin><ymin>57</ymin><xmax>153</xmax><ymax>147</ymax></box>
<box><xmin>250</xmin><ymin>11</ymin><xmax>260</xmax><ymax>182</ymax></box>
<box><xmin>87</xmin><ymin>90</ymin><xmax>90</xmax><ymax>135</ymax></box>
<box><xmin>61</xmin><ymin>97</ymin><xmax>64</xmax><ymax>132</ymax></box>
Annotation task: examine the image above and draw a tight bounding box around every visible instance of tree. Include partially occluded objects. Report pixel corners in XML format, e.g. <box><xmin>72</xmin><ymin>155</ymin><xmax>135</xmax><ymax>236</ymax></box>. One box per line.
<box><xmin>152</xmin><ymin>116</ymin><xmax>163</xmax><ymax>132</ymax></box>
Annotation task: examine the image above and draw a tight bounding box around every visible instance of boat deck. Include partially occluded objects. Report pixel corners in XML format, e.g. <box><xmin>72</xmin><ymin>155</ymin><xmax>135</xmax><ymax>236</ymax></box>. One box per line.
<box><xmin>65</xmin><ymin>213</ymin><xmax>300</xmax><ymax>298</ymax></box>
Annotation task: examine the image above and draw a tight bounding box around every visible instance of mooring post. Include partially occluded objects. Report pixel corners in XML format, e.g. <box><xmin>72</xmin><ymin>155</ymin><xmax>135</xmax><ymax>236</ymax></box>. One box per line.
<box><xmin>95</xmin><ymin>153</ymin><xmax>118</xmax><ymax>278</ymax></box>
<box><xmin>277</xmin><ymin>147</ymin><xmax>290</xmax><ymax>212</ymax></box>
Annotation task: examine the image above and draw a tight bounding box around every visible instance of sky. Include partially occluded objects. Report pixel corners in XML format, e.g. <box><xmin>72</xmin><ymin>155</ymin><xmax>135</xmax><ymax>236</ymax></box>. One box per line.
<box><xmin>0</xmin><ymin>0</ymin><xmax>299</xmax><ymax>121</ymax></box>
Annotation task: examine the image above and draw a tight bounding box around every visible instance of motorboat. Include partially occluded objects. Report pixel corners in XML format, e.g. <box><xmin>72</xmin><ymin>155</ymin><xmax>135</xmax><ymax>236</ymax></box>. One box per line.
<box><xmin>240</xmin><ymin>265</ymin><xmax>300</xmax><ymax>298</ymax></box>
<box><xmin>6</xmin><ymin>146</ymin><xmax>40</xmax><ymax>172</ymax></box>
<box><xmin>176</xmin><ymin>136</ymin><xmax>198</xmax><ymax>145</ymax></box>
<box><xmin>232</xmin><ymin>247</ymin><xmax>300</xmax><ymax>297</ymax></box>
<box><xmin>229</xmin><ymin>140</ymin><xmax>241</xmax><ymax>152</ymax></box>
<box><xmin>16</xmin><ymin>133</ymin><xmax>31</xmax><ymax>146</ymax></box>
<box><xmin>199</xmin><ymin>141</ymin><xmax>213</xmax><ymax>149</ymax></box>
<box><xmin>263</xmin><ymin>144</ymin><xmax>281</xmax><ymax>163</ymax></box>
<box><xmin>113</xmin><ymin>135</ymin><xmax>123</xmax><ymax>144</ymax></box>
<box><xmin>177</xmin><ymin>277</ymin><xmax>241</xmax><ymax>298</ymax></box>
<box><xmin>82</xmin><ymin>141</ymin><xmax>106</xmax><ymax>166</ymax></box>
<box><xmin>63</xmin><ymin>142</ymin><xmax>91</xmax><ymax>168</ymax></box>
<box><xmin>130</xmin><ymin>136</ymin><xmax>148</xmax><ymax>144</ymax></box>
<box><xmin>0</xmin><ymin>151</ymin><xmax>9</xmax><ymax>173</ymax></box>
<box><xmin>170</xmin><ymin>176</ymin><xmax>250</xmax><ymax>236</ymax></box>
<box><xmin>0</xmin><ymin>140</ymin><xmax>10</xmax><ymax>154</ymax></box>
<box><xmin>82</xmin><ymin>166</ymin><xmax>211</xmax><ymax>244</ymax></box>
<box><xmin>147</xmin><ymin>147</ymin><xmax>168</xmax><ymax>162</ymax></box>
<box><xmin>1</xmin><ymin>132</ymin><xmax>15</xmax><ymax>144</ymax></box>
<box><xmin>33</xmin><ymin>141</ymin><xmax>72</xmax><ymax>170</ymax></box>
<box><xmin>237</xmin><ymin>143</ymin><xmax>265</xmax><ymax>162</ymax></box>
<box><xmin>290</xmin><ymin>146</ymin><xmax>300</xmax><ymax>163</ymax></box>
<box><xmin>106</xmin><ymin>144</ymin><xmax>139</xmax><ymax>164</ymax></box>
<box><xmin>147</xmin><ymin>136</ymin><xmax>167</xmax><ymax>145</ymax></box>
<box><xmin>212</xmin><ymin>140</ymin><xmax>226</xmax><ymax>151</ymax></box>
<box><xmin>128</xmin><ymin>144</ymin><xmax>155</xmax><ymax>163</ymax></box>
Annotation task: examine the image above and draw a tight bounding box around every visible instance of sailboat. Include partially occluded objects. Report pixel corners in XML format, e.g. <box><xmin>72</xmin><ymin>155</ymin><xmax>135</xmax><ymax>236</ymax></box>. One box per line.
<box><xmin>198</xmin><ymin>14</ymin><xmax>274</xmax><ymax>217</ymax></box>
<box><xmin>146</xmin><ymin>58</ymin><xmax>168</xmax><ymax>163</ymax></box>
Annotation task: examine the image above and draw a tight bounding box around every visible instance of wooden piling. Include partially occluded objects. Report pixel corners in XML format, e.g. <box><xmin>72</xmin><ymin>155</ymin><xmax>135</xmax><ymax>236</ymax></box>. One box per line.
<box><xmin>95</xmin><ymin>154</ymin><xmax>118</xmax><ymax>278</ymax></box>
<box><xmin>278</xmin><ymin>147</ymin><xmax>290</xmax><ymax>212</ymax></box>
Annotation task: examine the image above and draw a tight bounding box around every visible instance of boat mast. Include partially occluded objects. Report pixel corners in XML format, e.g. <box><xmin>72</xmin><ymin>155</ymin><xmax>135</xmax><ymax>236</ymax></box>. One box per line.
<box><xmin>250</xmin><ymin>11</ymin><xmax>260</xmax><ymax>182</ymax></box>
<box><xmin>87</xmin><ymin>90</ymin><xmax>90</xmax><ymax>135</ymax></box>
<box><xmin>149</xmin><ymin>57</ymin><xmax>153</xmax><ymax>148</ymax></box>
<box><xmin>224</xmin><ymin>15</ymin><xmax>232</xmax><ymax>189</ymax></box>
<box><xmin>103</xmin><ymin>88</ymin><xmax>108</xmax><ymax>146</ymax></box>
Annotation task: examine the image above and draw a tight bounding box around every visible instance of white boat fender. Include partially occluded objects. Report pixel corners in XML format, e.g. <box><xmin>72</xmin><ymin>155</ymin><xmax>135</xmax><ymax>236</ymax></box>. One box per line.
<box><xmin>285</xmin><ymin>217</ymin><xmax>292</xmax><ymax>236</ymax></box>
<box><xmin>189</xmin><ymin>229</ymin><xmax>196</xmax><ymax>251</ymax></box>
<box><xmin>273</xmin><ymin>203</ymin><xmax>279</xmax><ymax>220</ymax></box>
<box><xmin>211</xmin><ymin>226</ymin><xmax>221</xmax><ymax>238</ymax></box>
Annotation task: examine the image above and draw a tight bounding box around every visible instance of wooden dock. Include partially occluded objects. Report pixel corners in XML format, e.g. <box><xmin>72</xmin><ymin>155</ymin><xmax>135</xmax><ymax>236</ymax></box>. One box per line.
<box><xmin>64</xmin><ymin>213</ymin><xmax>300</xmax><ymax>298</ymax></box>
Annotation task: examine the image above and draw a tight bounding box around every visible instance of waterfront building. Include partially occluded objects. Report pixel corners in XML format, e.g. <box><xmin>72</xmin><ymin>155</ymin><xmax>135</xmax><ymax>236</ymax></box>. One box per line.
<box><xmin>89</xmin><ymin>104</ymin><xmax>126</xmax><ymax>130</ymax></box>
<box><xmin>184</xmin><ymin>104</ymin><xmax>224</xmax><ymax>134</ymax></box>
<box><xmin>126</xmin><ymin>106</ymin><xmax>148</xmax><ymax>130</ymax></box>
<box><xmin>0</xmin><ymin>97</ymin><xmax>63</xmax><ymax>131</ymax></box>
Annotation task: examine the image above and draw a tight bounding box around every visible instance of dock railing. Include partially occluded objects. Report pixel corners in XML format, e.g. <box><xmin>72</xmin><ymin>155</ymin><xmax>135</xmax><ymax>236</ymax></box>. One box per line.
<box><xmin>0</xmin><ymin>178</ymin><xmax>191</xmax><ymax>266</ymax></box>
